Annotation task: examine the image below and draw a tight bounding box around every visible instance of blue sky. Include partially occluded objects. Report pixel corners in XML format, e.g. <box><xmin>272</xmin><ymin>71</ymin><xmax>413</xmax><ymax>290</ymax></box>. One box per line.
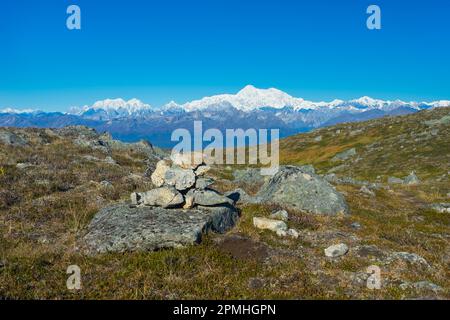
<box><xmin>0</xmin><ymin>0</ymin><xmax>449</xmax><ymax>111</ymax></box>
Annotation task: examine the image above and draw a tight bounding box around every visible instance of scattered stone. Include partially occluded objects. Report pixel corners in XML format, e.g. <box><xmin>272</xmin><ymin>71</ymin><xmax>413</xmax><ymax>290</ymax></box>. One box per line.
<box><xmin>195</xmin><ymin>177</ymin><xmax>214</xmax><ymax>190</ymax></box>
<box><xmin>100</xmin><ymin>180</ymin><xmax>113</xmax><ymax>188</ymax></box>
<box><xmin>256</xmin><ymin>166</ymin><xmax>349</xmax><ymax>215</ymax></box>
<box><xmin>350</xmin><ymin>222</ymin><xmax>361</xmax><ymax>230</ymax></box>
<box><xmin>390</xmin><ymin>252</ymin><xmax>429</xmax><ymax>267</ymax></box>
<box><xmin>430</xmin><ymin>203</ymin><xmax>450</xmax><ymax>214</ymax></box>
<box><xmin>253</xmin><ymin>217</ymin><xmax>288</xmax><ymax>234</ymax></box>
<box><xmin>270</xmin><ymin>210</ymin><xmax>289</xmax><ymax>221</ymax></box>
<box><xmin>193</xmin><ymin>189</ymin><xmax>234</xmax><ymax>206</ymax></box>
<box><xmin>399</xmin><ymin>281</ymin><xmax>443</xmax><ymax>293</ymax></box>
<box><xmin>324</xmin><ymin>243</ymin><xmax>349</xmax><ymax>258</ymax></box>
<box><xmin>404</xmin><ymin>171</ymin><xmax>420</xmax><ymax>185</ymax></box>
<box><xmin>360</xmin><ymin>185</ymin><xmax>375</xmax><ymax>196</ymax></box>
<box><xmin>16</xmin><ymin>163</ymin><xmax>33</xmax><ymax>170</ymax></box>
<box><xmin>164</xmin><ymin>167</ymin><xmax>196</xmax><ymax>191</ymax></box>
<box><xmin>287</xmin><ymin>228</ymin><xmax>299</xmax><ymax>239</ymax></box>
<box><xmin>331</xmin><ymin>148</ymin><xmax>356</xmax><ymax>162</ymax></box>
<box><xmin>388</xmin><ymin>176</ymin><xmax>404</xmax><ymax>184</ymax></box>
<box><xmin>137</xmin><ymin>187</ymin><xmax>184</xmax><ymax>208</ymax></box>
<box><xmin>195</xmin><ymin>165</ymin><xmax>211</xmax><ymax>176</ymax></box>
<box><xmin>314</xmin><ymin>135</ymin><xmax>322</xmax><ymax>142</ymax></box>
<box><xmin>151</xmin><ymin>160</ymin><xmax>171</xmax><ymax>187</ymax></box>
<box><xmin>83</xmin><ymin>204</ymin><xmax>238</xmax><ymax>253</ymax></box>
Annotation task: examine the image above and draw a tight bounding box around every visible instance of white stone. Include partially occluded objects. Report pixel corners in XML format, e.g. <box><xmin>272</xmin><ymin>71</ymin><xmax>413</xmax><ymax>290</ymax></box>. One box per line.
<box><xmin>287</xmin><ymin>229</ymin><xmax>299</xmax><ymax>239</ymax></box>
<box><xmin>253</xmin><ymin>217</ymin><xmax>288</xmax><ymax>234</ymax></box>
<box><xmin>151</xmin><ymin>160</ymin><xmax>171</xmax><ymax>187</ymax></box>
<box><xmin>324</xmin><ymin>243</ymin><xmax>349</xmax><ymax>258</ymax></box>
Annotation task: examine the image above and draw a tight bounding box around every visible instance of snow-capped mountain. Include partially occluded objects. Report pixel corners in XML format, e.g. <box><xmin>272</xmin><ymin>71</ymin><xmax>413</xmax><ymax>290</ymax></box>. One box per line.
<box><xmin>68</xmin><ymin>98</ymin><xmax>154</xmax><ymax>120</ymax></box>
<box><xmin>1</xmin><ymin>86</ymin><xmax>449</xmax><ymax>147</ymax></box>
<box><xmin>0</xmin><ymin>108</ymin><xmax>40</xmax><ymax>114</ymax></box>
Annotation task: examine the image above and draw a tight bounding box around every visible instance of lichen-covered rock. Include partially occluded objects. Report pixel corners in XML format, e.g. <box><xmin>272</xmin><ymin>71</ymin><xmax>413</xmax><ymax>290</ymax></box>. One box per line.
<box><xmin>430</xmin><ymin>203</ymin><xmax>450</xmax><ymax>213</ymax></box>
<box><xmin>195</xmin><ymin>177</ymin><xmax>214</xmax><ymax>190</ymax></box>
<box><xmin>193</xmin><ymin>189</ymin><xmax>234</xmax><ymax>206</ymax></box>
<box><xmin>195</xmin><ymin>165</ymin><xmax>211</xmax><ymax>176</ymax></box>
<box><xmin>83</xmin><ymin>204</ymin><xmax>239</xmax><ymax>253</ymax></box>
<box><xmin>139</xmin><ymin>186</ymin><xmax>184</xmax><ymax>208</ymax></box>
<box><xmin>164</xmin><ymin>167</ymin><xmax>196</xmax><ymax>191</ymax></box>
<box><xmin>404</xmin><ymin>171</ymin><xmax>420</xmax><ymax>185</ymax></box>
<box><xmin>256</xmin><ymin>166</ymin><xmax>349</xmax><ymax>215</ymax></box>
<box><xmin>0</xmin><ymin>130</ymin><xmax>28</xmax><ymax>146</ymax></box>
<box><xmin>324</xmin><ymin>243</ymin><xmax>349</xmax><ymax>257</ymax></box>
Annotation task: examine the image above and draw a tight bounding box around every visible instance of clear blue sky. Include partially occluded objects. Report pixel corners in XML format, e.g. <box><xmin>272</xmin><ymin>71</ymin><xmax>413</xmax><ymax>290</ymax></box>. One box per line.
<box><xmin>1</xmin><ymin>0</ymin><xmax>449</xmax><ymax>111</ymax></box>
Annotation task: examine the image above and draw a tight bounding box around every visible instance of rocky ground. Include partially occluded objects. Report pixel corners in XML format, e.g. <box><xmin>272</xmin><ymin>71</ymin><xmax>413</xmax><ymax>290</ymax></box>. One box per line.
<box><xmin>0</xmin><ymin>107</ymin><xmax>449</xmax><ymax>299</ymax></box>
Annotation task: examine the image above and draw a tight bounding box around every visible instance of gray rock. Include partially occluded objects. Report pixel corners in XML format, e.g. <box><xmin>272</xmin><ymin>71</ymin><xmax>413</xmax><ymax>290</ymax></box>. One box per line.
<box><xmin>83</xmin><ymin>204</ymin><xmax>239</xmax><ymax>253</ymax></box>
<box><xmin>256</xmin><ymin>166</ymin><xmax>349</xmax><ymax>215</ymax></box>
<box><xmin>287</xmin><ymin>228</ymin><xmax>299</xmax><ymax>239</ymax></box>
<box><xmin>350</xmin><ymin>222</ymin><xmax>362</xmax><ymax>229</ymax></box>
<box><xmin>100</xmin><ymin>180</ymin><xmax>113</xmax><ymax>188</ymax></box>
<box><xmin>0</xmin><ymin>130</ymin><xmax>27</xmax><ymax>146</ymax></box>
<box><xmin>140</xmin><ymin>187</ymin><xmax>184</xmax><ymax>208</ymax></box>
<box><xmin>233</xmin><ymin>168</ymin><xmax>268</xmax><ymax>185</ymax></box>
<box><xmin>324</xmin><ymin>243</ymin><xmax>349</xmax><ymax>257</ymax></box>
<box><xmin>195</xmin><ymin>177</ymin><xmax>215</xmax><ymax>190</ymax></box>
<box><xmin>404</xmin><ymin>171</ymin><xmax>420</xmax><ymax>185</ymax></box>
<box><xmin>164</xmin><ymin>167</ymin><xmax>196</xmax><ymax>191</ymax></box>
<box><xmin>430</xmin><ymin>203</ymin><xmax>450</xmax><ymax>214</ymax></box>
<box><xmin>314</xmin><ymin>135</ymin><xmax>322</xmax><ymax>142</ymax></box>
<box><xmin>360</xmin><ymin>185</ymin><xmax>375</xmax><ymax>196</ymax></box>
<box><xmin>390</xmin><ymin>252</ymin><xmax>430</xmax><ymax>267</ymax></box>
<box><xmin>224</xmin><ymin>188</ymin><xmax>257</xmax><ymax>205</ymax></box>
<box><xmin>388</xmin><ymin>176</ymin><xmax>404</xmax><ymax>184</ymax></box>
<box><xmin>332</xmin><ymin>148</ymin><xmax>356</xmax><ymax>162</ymax></box>
<box><xmin>400</xmin><ymin>281</ymin><xmax>443</xmax><ymax>293</ymax></box>
<box><xmin>193</xmin><ymin>189</ymin><xmax>234</xmax><ymax>207</ymax></box>
<box><xmin>195</xmin><ymin>165</ymin><xmax>211</xmax><ymax>176</ymax></box>
<box><xmin>270</xmin><ymin>210</ymin><xmax>289</xmax><ymax>221</ymax></box>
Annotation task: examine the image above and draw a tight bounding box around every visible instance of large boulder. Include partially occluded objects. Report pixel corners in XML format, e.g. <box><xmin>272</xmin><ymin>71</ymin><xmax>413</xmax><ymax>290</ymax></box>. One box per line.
<box><xmin>256</xmin><ymin>166</ymin><xmax>349</xmax><ymax>215</ymax></box>
<box><xmin>83</xmin><ymin>204</ymin><xmax>239</xmax><ymax>253</ymax></box>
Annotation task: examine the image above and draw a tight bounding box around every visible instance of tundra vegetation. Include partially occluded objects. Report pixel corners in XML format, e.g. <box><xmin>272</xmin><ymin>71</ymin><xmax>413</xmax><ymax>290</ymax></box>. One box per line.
<box><xmin>0</xmin><ymin>107</ymin><xmax>449</xmax><ymax>299</ymax></box>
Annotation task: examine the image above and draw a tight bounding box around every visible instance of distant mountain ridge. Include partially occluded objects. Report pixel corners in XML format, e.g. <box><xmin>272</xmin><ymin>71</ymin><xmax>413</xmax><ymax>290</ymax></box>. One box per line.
<box><xmin>1</xmin><ymin>85</ymin><xmax>449</xmax><ymax>147</ymax></box>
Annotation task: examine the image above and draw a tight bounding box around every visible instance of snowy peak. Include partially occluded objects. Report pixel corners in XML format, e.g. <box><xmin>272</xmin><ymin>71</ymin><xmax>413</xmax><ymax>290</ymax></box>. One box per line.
<box><xmin>69</xmin><ymin>98</ymin><xmax>154</xmax><ymax>120</ymax></box>
<box><xmin>0</xmin><ymin>108</ymin><xmax>39</xmax><ymax>114</ymax></box>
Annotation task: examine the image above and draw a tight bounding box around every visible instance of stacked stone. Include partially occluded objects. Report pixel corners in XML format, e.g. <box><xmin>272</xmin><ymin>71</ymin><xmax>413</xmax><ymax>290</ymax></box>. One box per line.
<box><xmin>131</xmin><ymin>153</ymin><xmax>233</xmax><ymax>209</ymax></box>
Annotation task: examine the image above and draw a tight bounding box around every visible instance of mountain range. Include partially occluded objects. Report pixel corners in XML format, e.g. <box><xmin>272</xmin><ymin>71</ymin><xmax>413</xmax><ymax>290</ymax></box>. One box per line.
<box><xmin>1</xmin><ymin>85</ymin><xmax>449</xmax><ymax>147</ymax></box>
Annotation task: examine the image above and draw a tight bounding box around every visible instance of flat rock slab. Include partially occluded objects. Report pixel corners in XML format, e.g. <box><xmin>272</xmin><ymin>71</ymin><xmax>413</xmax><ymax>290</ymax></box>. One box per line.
<box><xmin>83</xmin><ymin>204</ymin><xmax>238</xmax><ymax>254</ymax></box>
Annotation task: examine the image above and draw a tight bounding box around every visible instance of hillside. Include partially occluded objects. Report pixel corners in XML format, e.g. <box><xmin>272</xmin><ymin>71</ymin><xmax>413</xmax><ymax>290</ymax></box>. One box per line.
<box><xmin>0</xmin><ymin>108</ymin><xmax>449</xmax><ymax>299</ymax></box>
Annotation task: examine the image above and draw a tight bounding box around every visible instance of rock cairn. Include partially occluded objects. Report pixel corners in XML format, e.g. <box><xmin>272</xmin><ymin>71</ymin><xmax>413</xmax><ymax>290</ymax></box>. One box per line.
<box><xmin>131</xmin><ymin>153</ymin><xmax>233</xmax><ymax>209</ymax></box>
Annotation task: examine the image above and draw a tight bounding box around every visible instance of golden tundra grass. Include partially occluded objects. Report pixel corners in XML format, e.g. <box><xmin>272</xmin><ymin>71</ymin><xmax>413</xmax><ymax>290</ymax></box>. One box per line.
<box><xmin>0</xmin><ymin>107</ymin><xmax>449</xmax><ymax>299</ymax></box>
